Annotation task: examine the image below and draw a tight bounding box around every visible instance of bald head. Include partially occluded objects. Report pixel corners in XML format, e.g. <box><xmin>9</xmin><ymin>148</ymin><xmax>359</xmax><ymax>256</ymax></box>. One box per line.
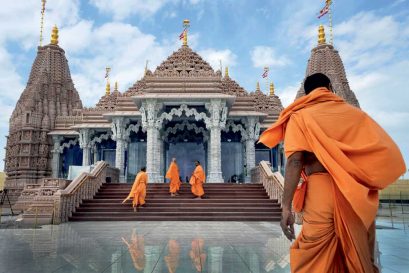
<box><xmin>304</xmin><ymin>73</ymin><xmax>332</xmax><ymax>95</ymax></box>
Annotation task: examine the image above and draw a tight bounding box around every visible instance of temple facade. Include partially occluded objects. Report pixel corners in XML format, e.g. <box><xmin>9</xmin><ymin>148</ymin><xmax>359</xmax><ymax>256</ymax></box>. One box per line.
<box><xmin>4</xmin><ymin>24</ymin><xmax>285</xmax><ymax>199</ymax></box>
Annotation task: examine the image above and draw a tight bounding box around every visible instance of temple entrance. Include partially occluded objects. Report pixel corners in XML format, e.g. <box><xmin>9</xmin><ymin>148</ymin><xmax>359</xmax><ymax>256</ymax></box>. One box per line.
<box><xmin>162</xmin><ymin>119</ymin><xmax>207</xmax><ymax>182</ymax></box>
<box><xmin>165</xmin><ymin>142</ymin><xmax>206</xmax><ymax>183</ymax></box>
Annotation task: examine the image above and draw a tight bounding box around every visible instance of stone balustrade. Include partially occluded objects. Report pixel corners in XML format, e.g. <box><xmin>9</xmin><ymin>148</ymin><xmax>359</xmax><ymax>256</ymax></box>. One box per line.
<box><xmin>22</xmin><ymin>161</ymin><xmax>119</xmax><ymax>225</ymax></box>
<box><xmin>251</xmin><ymin>160</ymin><xmax>284</xmax><ymax>204</ymax></box>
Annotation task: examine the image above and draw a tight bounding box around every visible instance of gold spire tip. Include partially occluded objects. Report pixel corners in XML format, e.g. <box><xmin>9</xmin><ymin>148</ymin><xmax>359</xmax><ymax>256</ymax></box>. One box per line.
<box><xmin>269</xmin><ymin>82</ymin><xmax>275</xmax><ymax>96</ymax></box>
<box><xmin>225</xmin><ymin>67</ymin><xmax>229</xmax><ymax>77</ymax></box>
<box><xmin>51</xmin><ymin>25</ymin><xmax>59</xmax><ymax>45</ymax></box>
<box><xmin>318</xmin><ymin>24</ymin><xmax>326</xmax><ymax>45</ymax></box>
<box><xmin>182</xmin><ymin>19</ymin><xmax>190</xmax><ymax>46</ymax></box>
<box><xmin>114</xmin><ymin>81</ymin><xmax>118</xmax><ymax>92</ymax></box>
<box><xmin>105</xmin><ymin>81</ymin><xmax>111</xmax><ymax>96</ymax></box>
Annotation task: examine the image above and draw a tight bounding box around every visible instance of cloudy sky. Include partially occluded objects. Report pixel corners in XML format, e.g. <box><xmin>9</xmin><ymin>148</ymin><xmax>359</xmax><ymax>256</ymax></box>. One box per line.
<box><xmin>0</xmin><ymin>0</ymin><xmax>408</xmax><ymax>173</ymax></box>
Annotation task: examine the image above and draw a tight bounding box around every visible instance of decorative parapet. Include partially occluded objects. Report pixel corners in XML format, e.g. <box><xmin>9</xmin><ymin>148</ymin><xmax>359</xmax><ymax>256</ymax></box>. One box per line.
<box><xmin>14</xmin><ymin>178</ymin><xmax>70</xmax><ymax>212</ymax></box>
<box><xmin>21</xmin><ymin>161</ymin><xmax>120</xmax><ymax>225</ymax></box>
<box><xmin>251</xmin><ymin>160</ymin><xmax>284</xmax><ymax>204</ymax></box>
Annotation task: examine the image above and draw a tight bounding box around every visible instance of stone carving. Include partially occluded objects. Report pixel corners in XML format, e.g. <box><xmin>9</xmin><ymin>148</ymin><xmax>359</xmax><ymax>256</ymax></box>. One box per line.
<box><xmin>52</xmin><ymin>139</ymin><xmax>79</xmax><ymax>154</ymax></box>
<box><xmin>295</xmin><ymin>43</ymin><xmax>360</xmax><ymax>107</ymax></box>
<box><xmin>123</xmin><ymin>78</ymin><xmax>147</xmax><ymax>97</ymax></box>
<box><xmin>153</xmin><ymin>46</ymin><xmax>218</xmax><ymax>78</ymax></box>
<box><xmin>89</xmin><ymin>132</ymin><xmax>112</xmax><ymax>147</ymax></box>
<box><xmin>5</xmin><ymin>42</ymin><xmax>83</xmax><ymax>201</ymax></box>
<box><xmin>124</xmin><ymin>122</ymin><xmax>143</xmax><ymax>140</ymax></box>
<box><xmin>204</xmin><ymin>100</ymin><xmax>227</xmax><ymax>129</ymax></box>
<box><xmin>155</xmin><ymin>104</ymin><xmax>210</xmax><ymax>128</ymax></box>
<box><xmin>162</xmin><ymin>120</ymin><xmax>209</xmax><ymax>142</ymax></box>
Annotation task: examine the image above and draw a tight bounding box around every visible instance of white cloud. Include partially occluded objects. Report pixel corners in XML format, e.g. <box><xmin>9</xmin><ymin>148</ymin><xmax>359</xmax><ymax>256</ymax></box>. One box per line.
<box><xmin>90</xmin><ymin>0</ymin><xmax>173</xmax><ymax>20</ymax></box>
<box><xmin>199</xmin><ymin>48</ymin><xmax>237</xmax><ymax>71</ymax></box>
<box><xmin>250</xmin><ymin>46</ymin><xmax>290</xmax><ymax>69</ymax></box>
<box><xmin>277</xmin><ymin>82</ymin><xmax>301</xmax><ymax>107</ymax></box>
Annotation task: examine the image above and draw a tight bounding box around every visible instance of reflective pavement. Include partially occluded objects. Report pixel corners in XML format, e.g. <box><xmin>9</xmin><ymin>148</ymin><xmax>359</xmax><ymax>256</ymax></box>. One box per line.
<box><xmin>0</xmin><ymin>216</ymin><xmax>407</xmax><ymax>273</ymax></box>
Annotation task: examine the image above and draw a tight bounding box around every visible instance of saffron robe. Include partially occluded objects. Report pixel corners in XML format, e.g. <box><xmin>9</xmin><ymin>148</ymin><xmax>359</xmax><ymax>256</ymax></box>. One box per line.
<box><xmin>166</xmin><ymin>162</ymin><xmax>181</xmax><ymax>193</ymax></box>
<box><xmin>123</xmin><ymin>171</ymin><xmax>148</xmax><ymax>207</ymax></box>
<box><xmin>165</xmin><ymin>240</ymin><xmax>181</xmax><ymax>273</ymax></box>
<box><xmin>189</xmin><ymin>239</ymin><xmax>206</xmax><ymax>272</ymax></box>
<box><xmin>190</xmin><ymin>165</ymin><xmax>206</xmax><ymax>197</ymax></box>
<box><xmin>122</xmin><ymin>231</ymin><xmax>145</xmax><ymax>271</ymax></box>
<box><xmin>259</xmin><ymin>87</ymin><xmax>406</xmax><ymax>273</ymax></box>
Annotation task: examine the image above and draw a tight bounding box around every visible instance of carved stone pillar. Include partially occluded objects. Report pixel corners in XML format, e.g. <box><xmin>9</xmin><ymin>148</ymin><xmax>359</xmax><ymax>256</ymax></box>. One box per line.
<box><xmin>158</xmin><ymin>134</ymin><xmax>164</xmax><ymax>182</ymax></box>
<box><xmin>93</xmin><ymin>146</ymin><xmax>98</xmax><ymax>164</ymax></box>
<box><xmin>205</xmin><ymin>99</ymin><xmax>227</xmax><ymax>183</ymax></box>
<box><xmin>111</xmin><ymin>117</ymin><xmax>128</xmax><ymax>183</ymax></box>
<box><xmin>51</xmin><ymin>136</ymin><xmax>63</xmax><ymax>178</ymax></box>
<box><xmin>79</xmin><ymin>129</ymin><xmax>93</xmax><ymax>166</ymax></box>
<box><xmin>140</xmin><ymin>99</ymin><xmax>162</xmax><ymax>183</ymax></box>
<box><xmin>244</xmin><ymin>117</ymin><xmax>260</xmax><ymax>183</ymax></box>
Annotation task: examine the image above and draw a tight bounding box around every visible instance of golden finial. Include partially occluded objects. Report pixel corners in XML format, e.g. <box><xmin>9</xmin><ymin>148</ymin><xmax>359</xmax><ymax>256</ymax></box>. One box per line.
<box><xmin>225</xmin><ymin>67</ymin><xmax>229</xmax><ymax>78</ymax></box>
<box><xmin>318</xmin><ymin>25</ymin><xmax>326</xmax><ymax>45</ymax></box>
<box><xmin>105</xmin><ymin>81</ymin><xmax>111</xmax><ymax>96</ymax></box>
<box><xmin>50</xmin><ymin>25</ymin><xmax>59</xmax><ymax>45</ymax></box>
<box><xmin>256</xmin><ymin>82</ymin><xmax>260</xmax><ymax>92</ymax></box>
<box><xmin>144</xmin><ymin>60</ymin><xmax>149</xmax><ymax>76</ymax></box>
<box><xmin>114</xmin><ymin>81</ymin><xmax>118</xmax><ymax>92</ymax></box>
<box><xmin>182</xmin><ymin>19</ymin><xmax>190</xmax><ymax>46</ymax></box>
<box><xmin>270</xmin><ymin>82</ymin><xmax>275</xmax><ymax>96</ymax></box>
<box><xmin>39</xmin><ymin>0</ymin><xmax>46</xmax><ymax>46</ymax></box>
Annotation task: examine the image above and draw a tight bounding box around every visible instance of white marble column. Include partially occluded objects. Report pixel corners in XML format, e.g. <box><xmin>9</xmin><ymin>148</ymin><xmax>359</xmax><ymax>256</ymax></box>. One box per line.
<box><xmin>205</xmin><ymin>99</ymin><xmax>227</xmax><ymax>183</ymax></box>
<box><xmin>93</xmin><ymin>146</ymin><xmax>98</xmax><ymax>164</ymax></box>
<box><xmin>158</xmin><ymin>134</ymin><xmax>164</xmax><ymax>182</ymax></box>
<box><xmin>111</xmin><ymin>117</ymin><xmax>128</xmax><ymax>183</ymax></box>
<box><xmin>141</xmin><ymin>99</ymin><xmax>162</xmax><ymax>183</ymax></box>
<box><xmin>79</xmin><ymin>129</ymin><xmax>92</xmax><ymax>166</ymax></box>
<box><xmin>51</xmin><ymin>136</ymin><xmax>63</xmax><ymax>178</ymax></box>
<box><xmin>244</xmin><ymin>117</ymin><xmax>260</xmax><ymax>183</ymax></box>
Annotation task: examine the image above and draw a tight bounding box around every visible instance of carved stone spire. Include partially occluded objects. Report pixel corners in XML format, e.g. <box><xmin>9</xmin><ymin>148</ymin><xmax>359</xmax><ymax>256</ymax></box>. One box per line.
<box><xmin>295</xmin><ymin>26</ymin><xmax>360</xmax><ymax>107</ymax></box>
<box><xmin>4</xmin><ymin>29</ymin><xmax>83</xmax><ymax>201</ymax></box>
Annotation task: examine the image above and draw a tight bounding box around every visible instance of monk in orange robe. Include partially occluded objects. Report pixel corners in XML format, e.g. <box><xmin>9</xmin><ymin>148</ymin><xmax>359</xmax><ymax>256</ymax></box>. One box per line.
<box><xmin>122</xmin><ymin>229</ymin><xmax>145</xmax><ymax>271</ymax></box>
<box><xmin>166</xmin><ymin>158</ymin><xmax>181</xmax><ymax>197</ymax></box>
<box><xmin>165</xmin><ymin>239</ymin><xmax>180</xmax><ymax>273</ymax></box>
<box><xmin>190</xmin><ymin>161</ymin><xmax>206</xmax><ymax>199</ymax></box>
<box><xmin>259</xmin><ymin>73</ymin><xmax>406</xmax><ymax>273</ymax></box>
<box><xmin>189</xmin><ymin>238</ymin><xmax>206</xmax><ymax>272</ymax></box>
<box><xmin>123</xmin><ymin>167</ymin><xmax>148</xmax><ymax>211</ymax></box>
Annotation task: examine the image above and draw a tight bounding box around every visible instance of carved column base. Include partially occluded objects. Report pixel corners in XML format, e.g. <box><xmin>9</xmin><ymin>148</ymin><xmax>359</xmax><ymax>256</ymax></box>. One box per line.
<box><xmin>207</xmin><ymin>172</ymin><xmax>223</xmax><ymax>183</ymax></box>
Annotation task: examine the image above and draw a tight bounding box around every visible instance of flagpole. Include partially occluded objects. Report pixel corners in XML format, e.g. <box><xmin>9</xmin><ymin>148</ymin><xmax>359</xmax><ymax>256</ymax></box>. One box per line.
<box><xmin>39</xmin><ymin>0</ymin><xmax>46</xmax><ymax>46</ymax></box>
<box><xmin>327</xmin><ymin>0</ymin><xmax>333</xmax><ymax>45</ymax></box>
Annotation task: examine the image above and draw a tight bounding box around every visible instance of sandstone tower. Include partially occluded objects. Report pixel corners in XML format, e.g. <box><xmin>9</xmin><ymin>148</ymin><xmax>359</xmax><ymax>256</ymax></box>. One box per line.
<box><xmin>296</xmin><ymin>25</ymin><xmax>360</xmax><ymax>107</ymax></box>
<box><xmin>4</xmin><ymin>26</ymin><xmax>82</xmax><ymax>201</ymax></box>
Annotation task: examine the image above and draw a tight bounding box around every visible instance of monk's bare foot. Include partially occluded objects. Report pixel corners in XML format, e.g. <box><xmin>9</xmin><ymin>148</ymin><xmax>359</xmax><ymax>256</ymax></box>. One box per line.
<box><xmin>133</xmin><ymin>207</ymin><xmax>137</xmax><ymax>212</ymax></box>
<box><xmin>175</xmin><ymin>192</ymin><xmax>179</xmax><ymax>196</ymax></box>
<box><xmin>194</xmin><ymin>197</ymin><xmax>202</xmax><ymax>200</ymax></box>
<box><xmin>171</xmin><ymin>193</ymin><xmax>176</xmax><ymax>197</ymax></box>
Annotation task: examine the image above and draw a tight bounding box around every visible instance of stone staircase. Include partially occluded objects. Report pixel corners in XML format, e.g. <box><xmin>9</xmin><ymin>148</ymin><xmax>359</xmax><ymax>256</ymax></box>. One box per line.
<box><xmin>69</xmin><ymin>183</ymin><xmax>281</xmax><ymax>221</ymax></box>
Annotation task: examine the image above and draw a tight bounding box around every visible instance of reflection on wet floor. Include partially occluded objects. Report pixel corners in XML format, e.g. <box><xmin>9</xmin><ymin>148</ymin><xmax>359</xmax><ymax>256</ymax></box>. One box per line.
<box><xmin>0</xmin><ymin>221</ymin><xmax>292</xmax><ymax>273</ymax></box>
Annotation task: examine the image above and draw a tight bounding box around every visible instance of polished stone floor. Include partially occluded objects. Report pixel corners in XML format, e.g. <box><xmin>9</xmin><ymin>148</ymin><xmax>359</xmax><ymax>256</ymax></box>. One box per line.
<box><xmin>0</xmin><ymin>205</ymin><xmax>408</xmax><ymax>273</ymax></box>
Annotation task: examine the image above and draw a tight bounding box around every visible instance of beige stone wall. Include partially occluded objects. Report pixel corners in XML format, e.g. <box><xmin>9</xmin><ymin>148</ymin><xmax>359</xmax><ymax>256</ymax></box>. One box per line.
<box><xmin>380</xmin><ymin>179</ymin><xmax>409</xmax><ymax>200</ymax></box>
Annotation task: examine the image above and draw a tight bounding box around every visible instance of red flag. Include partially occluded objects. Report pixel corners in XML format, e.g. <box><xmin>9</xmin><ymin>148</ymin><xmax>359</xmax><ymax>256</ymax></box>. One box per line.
<box><xmin>318</xmin><ymin>5</ymin><xmax>329</xmax><ymax>18</ymax></box>
<box><xmin>262</xmin><ymin>69</ymin><xmax>269</xmax><ymax>78</ymax></box>
<box><xmin>179</xmin><ymin>29</ymin><xmax>186</xmax><ymax>40</ymax></box>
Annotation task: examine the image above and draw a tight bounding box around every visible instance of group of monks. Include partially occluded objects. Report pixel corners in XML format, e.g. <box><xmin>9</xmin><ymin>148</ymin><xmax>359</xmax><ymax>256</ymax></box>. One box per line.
<box><xmin>122</xmin><ymin>72</ymin><xmax>406</xmax><ymax>273</ymax></box>
<box><xmin>123</xmin><ymin>158</ymin><xmax>206</xmax><ymax>211</ymax></box>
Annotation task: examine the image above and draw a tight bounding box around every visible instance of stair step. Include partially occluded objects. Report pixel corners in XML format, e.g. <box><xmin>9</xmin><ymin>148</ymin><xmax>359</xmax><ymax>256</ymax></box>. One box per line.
<box><xmin>70</xmin><ymin>183</ymin><xmax>281</xmax><ymax>222</ymax></box>
<box><xmin>69</xmin><ymin>216</ymin><xmax>281</xmax><ymax>221</ymax></box>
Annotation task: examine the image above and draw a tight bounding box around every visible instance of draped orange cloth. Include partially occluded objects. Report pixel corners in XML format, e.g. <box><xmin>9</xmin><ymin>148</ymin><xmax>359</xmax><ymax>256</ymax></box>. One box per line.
<box><xmin>122</xmin><ymin>171</ymin><xmax>148</xmax><ymax>207</ymax></box>
<box><xmin>165</xmin><ymin>240</ymin><xmax>180</xmax><ymax>273</ymax></box>
<box><xmin>122</xmin><ymin>230</ymin><xmax>145</xmax><ymax>271</ymax></box>
<box><xmin>189</xmin><ymin>238</ymin><xmax>206</xmax><ymax>272</ymax></box>
<box><xmin>166</xmin><ymin>162</ymin><xmax>181</xmax><ymax>193</ymax></box>
<box><xmin>190</xmin><ymin>165</ymin><xmax>206</xmax><ymax>197</ymax></box>
<box><xmin>259</xmin><ymin>87</ymin><xmax>406</xmax><ymax>273</ymax></box>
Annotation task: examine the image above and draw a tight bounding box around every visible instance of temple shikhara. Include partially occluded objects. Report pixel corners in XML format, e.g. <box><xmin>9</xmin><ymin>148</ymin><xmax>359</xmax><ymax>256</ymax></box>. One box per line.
<box><xmin>3</xmin><ymin>19</ymin><xmax>359</xmax><ymax>223</ymax></box>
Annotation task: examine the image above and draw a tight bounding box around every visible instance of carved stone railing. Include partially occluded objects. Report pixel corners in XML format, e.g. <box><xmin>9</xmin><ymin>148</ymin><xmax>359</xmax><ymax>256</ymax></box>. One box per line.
<box><xmin>54</xmin><ymin>161</ymin><xmax>119</xmax><ymax>223</ymax></box>
<box><xmin>22</xmin><ymin>161</ymin><xmax>119</xmax><ymax>225</ymax></box>
<box><xmin>251</xmin><ymin>160</ymin><xmax>284</xmax><ymax>204</ymax></box>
